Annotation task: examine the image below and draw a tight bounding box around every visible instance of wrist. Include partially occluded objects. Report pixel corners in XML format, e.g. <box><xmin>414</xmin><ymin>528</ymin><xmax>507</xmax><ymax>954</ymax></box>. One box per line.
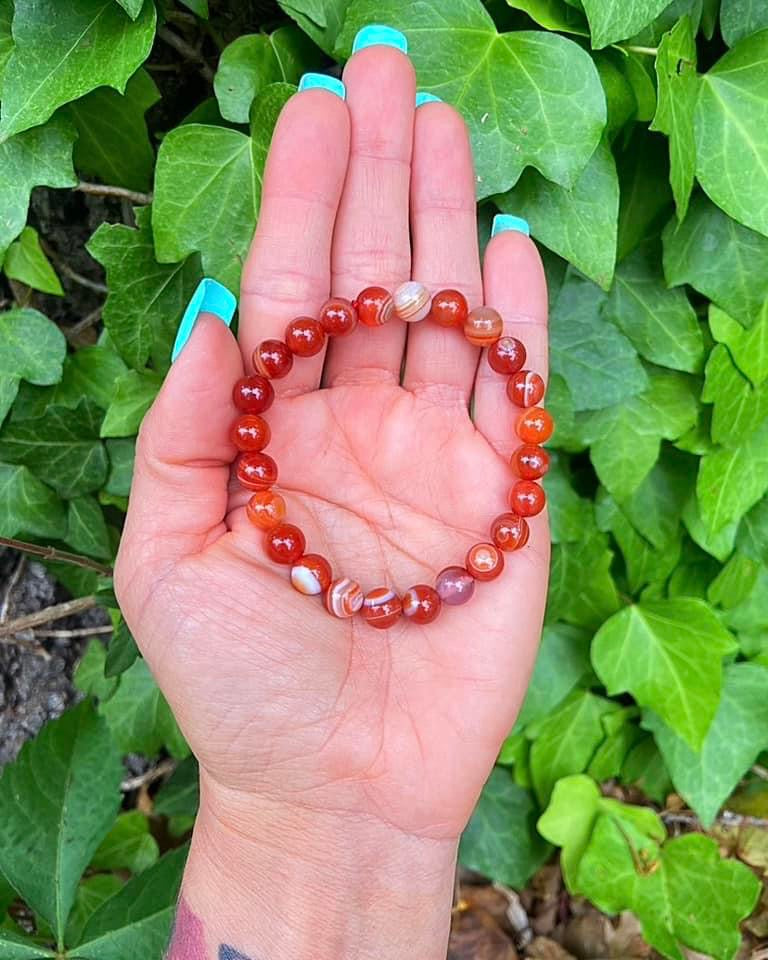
<box><xmin>180</xmin><ymin>774</ymin><xmax>458</xmax><ymax>960</ymax></box>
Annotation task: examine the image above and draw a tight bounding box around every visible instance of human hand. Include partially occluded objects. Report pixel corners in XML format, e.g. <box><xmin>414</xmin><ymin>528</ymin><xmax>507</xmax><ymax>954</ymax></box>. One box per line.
<box><xmin>116</xmin><ymin>28</ymin><xmax>549</xmax><ymax>960</ymax></box>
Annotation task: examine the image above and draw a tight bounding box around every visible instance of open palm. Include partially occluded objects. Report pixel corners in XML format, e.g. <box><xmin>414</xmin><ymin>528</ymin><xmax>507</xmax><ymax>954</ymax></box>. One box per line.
<box><xmin>115</xmin><ymin>45</ymin><xmax>549</xmax><ymax>844</ymax></box>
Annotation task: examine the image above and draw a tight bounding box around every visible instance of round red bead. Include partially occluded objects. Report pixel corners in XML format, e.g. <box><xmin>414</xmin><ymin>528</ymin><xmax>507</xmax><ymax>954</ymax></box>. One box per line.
<box><xmin>488</xmin><ymin>337</ymin><xmax>526</xmax><ymax>375</ymax></box>
<box><xmin>319</xmin><ymin>297</ymin><xmax>358</xmax><ymax>336</ymax></box>
<box><xmin>231</xmin><ymin>414</ymin><xmax>271</xmax><ymax>452</ymax></box>
<box><xmin>466</xmin><ymin>542</ymin><xmax>505</xmax><ymax>582</ymax></box>
<box><xmin>246</xmin><ymin>490</ymin><xmax>286</xmax><ymax>531</ymax></box>
<box><xmin>402</xmin><ymin>584</ymin><xmax>442</xmax><ymax>624</ymax></box>
<box><xmin>507</xmin><ymin>371</ymin><xmax>545</xmax><ymax>407</ymax></box>
<box><xmin>237</xmin><ymin>452</ymin><xmax>278</xmax><ymax>490</ymax></box>
<box><xmin>435</xmin><ymin>566</ymin><xmax>475</xmax><ymax>606</ymax></box>
<box><xmin>430</xmin><ymin>289</ymin><xmax>468</xmax><ymax>328</ymax></box>
<box><xmin>510</xmin><ymin>480</ymin><xmax>546</xmax><ymax>517</ymax></box>
<box><xmin>290</xmin><ymin>554</ymin><xmax>333</xmax><ymax>595</ymax></box>
<box><xmin>362</xmin><ymin>587</ymin><xmax>403</xmax><ymax>629</ymax></box>
<box><xmin>253</xmin><ymin>339</ymin><xmax>293</xmax><ymax>379</ymax></box>
<box><xmin>265</xmin><ymin>523</ymin><xmax>306</xmax><ymax>565</ymax></box>
<box><xmin>491</xmin><ymin>513</ymin><xmax>530</xmax><ymax>552</ymax></box>
<box><xmin>233</xmin><ymin>375</ymin><xmax>274</xmax><ymax>414</ymax></box>
<box><xmin>464</xmin><ymin>306</ymin><xmax>503</xmax><ymax>347</ymax></box>
<box><xmin>285</xmin><ymin>317</ymin><xmax>326</xmax><ymax>357</ymax></box>
<box><xmin>355</xmin><ymin>286</ymin><xmax>394</xmax><ymax>327</ymax></box>
<box><xmin>517</xmin><ymin>407</ymin><xmax>554</xmax><ymax>444</ymax></box>
<box><xmin>511</xmin><ymin>444</ymin><xmax>550</xmax><ymax>481</ymax></box>
<box><xmin>325</xmin><ymin>578</ymin><xmax>364</xmax><ymax>617</ymax></box>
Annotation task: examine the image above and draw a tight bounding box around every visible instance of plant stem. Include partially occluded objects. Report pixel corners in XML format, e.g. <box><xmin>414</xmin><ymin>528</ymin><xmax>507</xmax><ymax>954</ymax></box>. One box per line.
<box><xmin>76</xmin><ymin>181</ymin><xmax>153</xmax><ymax>206</ymax></box>
<box><xmin>157</xmin><ymin>24</ymin><xmax>214</xmax><ymax>81</ymax></box>
<box><xmin>623</xmin><ymin>44</ymin><xmax>659</xmax><ymax>56</ymax></box>
<box><xmin>0</xmin><ymin>595</ymin><xmax>99</xmax><ymax>639</ymax></box>
<box><xmin>0</xmin><ymin>537</ymin><xmax>113</xmax><ymax>577</ymax></box>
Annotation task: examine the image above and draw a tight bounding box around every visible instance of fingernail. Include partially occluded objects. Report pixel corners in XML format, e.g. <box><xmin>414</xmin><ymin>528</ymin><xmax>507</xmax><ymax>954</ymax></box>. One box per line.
<box><xmin>172</xmin><ymin>278</ymin><xmax>237</xmax><ymax>362</ymax></box>
<box><xmin>298</xmin><ymin>73</ymin><xmax>346</xmax><ymax>99</ymax></box>
<box><xmin>416</xmin><ymin>92</ymin><xmax>442</xmax><ymax>107</ymax></box>
<box><xmin>352</xmin><ymin>25</ymin><xmax>408</xmax><ymax>54</ymax></box>
<box><xmin>491</xmin><ymin>214</ymin><xmax>530</xmax><ymax>237</ymax></box>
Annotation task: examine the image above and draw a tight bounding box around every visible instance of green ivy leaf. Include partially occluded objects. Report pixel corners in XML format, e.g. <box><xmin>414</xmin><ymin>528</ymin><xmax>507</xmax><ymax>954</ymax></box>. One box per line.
<box><xmin>105</xmin><ymin>437</ymin><xmax>134</xmax><ymax>498</ymax></box>
<box><xmin>695</xmin><ymin>30</ymin><xmax>768</xmax><ymax>238</ymax></box>
<box><xmin>619</xmin><ymin>446</ymin><xmax>695</xmax><ymax>548</ymax></box>
<box><xmin>0</xmin><ymin>0</ymin><xmax>157</xmax><ymax>140</ymax></box>
<box><xmin>737</xmin><ymin>497</ymin><xmax>768</xmax><ymax>564</ymax></box>
<box><xmin>702</xmin><ymin>343</ymin><xmax>768</xmax><ymax>445</ymax></box>
<box><xmin>100</xmin><ymin>369</ymin><xmax>162</xmax><ymax>438</ymax></box>
<box><xmin>336</xmin><ymin>0</ymin><xmax>606</xmax><ymax>197</ymax></box>
<box><xmin>2</xmin><ymin>226</ymin><xmax>63</xmax><ymax>295</ymax></box>
<box><xmin>544</xmin><ymin>452</ymin><xmax>593</xmax><ymax>542</ymax></box>
<box><xmin>592</xmin><ymin>597</ymin><xmax>737</xmax><ymax>750</ymax></box>
<box><xmin>154</xmin><ymin>756</ymin><xmax>200</xmax><ymax>818</ymax></box>
<box><xmin>69</xmin><ymin>68</ymin><xmax>159</xmax><ymax>192</ymax></box>
<box><xmin>697</xmin><ymin>418</ymin><xmax>768</xmax><ymax>533</ymax></box>
<box><xmin>664</xmin><ymin>195</ymin><xmax>768</xmax><ymax>328</ymax></box>
<box><xmin>548</xmin><ymin>529</ymin><xmax>620</xmax><ymax>628</ymax></box>
<box><xmin>76</xmin><ymin>845</ymin><xmax>187</xmax><ymax>958</ymax></box>
<box><xmin>651</xmin><ymin>15</ymin><xmax>698</xmax><ymax>221</ymax></box>
<box><xmin>594</xmin><ymin>52</ymin><xmax>638</xmax><ymax>140</ymax></box>
<box><xmin>0</xmin><ymin>462</ymin><xmax>65</xmax><ymax>539</ymax></box>
<box><xmin>214</xmin><ymin>27</ymin><xmax>318</xmax><ymax>123</ymax></box>
<box><xmin>278</xmin><ymin>0</ymin><xmax>342</xmax><ymax>53</ymax></box>
<box><xmin>114</xmin><ymin>0</ymin><xmax>143</xmax><ymax>17</ymax></box>
<box><xmin>0</xmin><ymin>0</ymin><xmax>13</xmax><ymax>93</ymax></box>
<box><xmin>720</xmin><ymin>0</ymin><xmax>768</xmax><ymax>45</ymax></box>
<box><xmin>65</xmin><ymin>495</ymin><xmax>112</xmax><ymax>560</ymax></box>
<box><xmin>516</xmin><ymin>624</ymin><xmax>591</xmax><ymax>727</ymax></box>
<box><xmin>63</xmin><ymin>875</ymin><xmax>124</xmax><ymax>951</ymax></box>
<box><xmin>505</xmin><ymin>0</ymin><xmax>589</xmax><ymax>33</ymax></box>
<box><xmin>0</xmin><ymin>399</ymin><xmax>108</xmax><ymax>497</ymax></box>
<box><xmin>87</xmin><ymin>207</ymin><xmax>202</xmax><ymax>370</ymax></box>
<box><xmin>74</xmin><ymin>639</ymin><xmax>118</xmax><ymax>702</ymax></box>
<box><xmin>550</xmin><ymin>271</ymin><xmax>648</xmax><ymax>411</ymax></box>
<box><xmin>90</xmin><ymin>812</ymin><xmax>159</xmax><ymax>875</ymax></box>
<box><xmin>620</xmin><ymin>735</ymin><xmax>673</xmax><ymax>804</ymax></box>
<box><xmin>581</xmin><ymin>0</ymin><xmax>671</xmax><ymax>47</ymax></box>
<box><xmin>498</xmin><ymin>137</ymin><xmax>618</xmax><ymax>289</ymax></box>
<box><xmin>153</xmin><ymin>82</ymin><xmax>293</xmax><ymax>291</ymax></box>
<box><xmin>645</xmin><ymin>662</ymin><xmax>768</xmax><ymax>826</ymax></box>
<box><xmin>104</xmin><ymin>615</ymin><xmax>139</xmax><ymax>678</ymax></box>
<box><xmin>709</xmin><ymin>302</ymin><xmax>768</xmax><ymax>386</ymax></box>
<box><xmin>588</xmin><ymin>709</ymin><xmax>644</xmax><ymax>782</ymax></box>
<box><xmin>0</xmin><ymin>701</ymin><xmax>122</xmax><ymax>946</ymax></box>
<box><xmin>0</xmin><ymin>930</ymin><xmax>54</xmax><ymax>959</ymax></box>
<box><xmin>0</xmin><ymin>307</ymin><xmax>66</xmax><ymax>385</ymax></box>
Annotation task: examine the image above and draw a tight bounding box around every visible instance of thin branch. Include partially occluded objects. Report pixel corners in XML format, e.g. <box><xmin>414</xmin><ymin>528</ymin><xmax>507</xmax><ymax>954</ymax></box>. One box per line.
<box><xmin>76</xmin><ymin>181</ymin><xmax>153</xmax><ymax>206</ymax></box>
<box><xmin>121</xmin><ymin>758</ymin><xmax>176</xmax><ymax>793</ymax></box>
<box><xmin>157</xmin><ymin>25</ymin><xmax>214</xmax><ymax>81</ymax></box>
<box><xmin>0</xmin><ymin>553</ymin><xmax>27</xmax><ymax>624</ymax></box>
<box><xmin>0</xmin><ymin>538</ymin><xmax>113</xmax><ymax>577</ymax></box>
<box><xmin>0</xmin><ymin>632</ymin><xmax>50</xmax><ymax>659</ymax></box>
<box><xmin>34</xmin><ymin>625</ymin><xmax>113</xmax><ymax>639</ymax></box>
<box><xmin>623</xmin><ymin>44</ymin><xmax>659</xmax><ymax>56</ymax></box>
<box><xmin>0</xmin><ymin>595</ymin><xmax>99</xmax><ymax>638</ymax></box>
<box><xmin>64</xmin><ymin>306</ymin><xmax>103</xmax><ymax>344</ymax></box>
<box><xmin>662</xmin><ymin>809</ymin><xmax>768</xmax><ymax>830</ymax></box>
<box><xmin>752</xmin><ymin>764</ymin><xmax>768</xmax><ymax>781</ymax></box>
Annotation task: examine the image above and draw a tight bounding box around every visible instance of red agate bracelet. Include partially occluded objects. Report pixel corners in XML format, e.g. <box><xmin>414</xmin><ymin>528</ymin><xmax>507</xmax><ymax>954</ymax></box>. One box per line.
<box><xmin>230</xmin><ymin>283</ymin><xmax>553</xmax><ymax>629</ymax></box>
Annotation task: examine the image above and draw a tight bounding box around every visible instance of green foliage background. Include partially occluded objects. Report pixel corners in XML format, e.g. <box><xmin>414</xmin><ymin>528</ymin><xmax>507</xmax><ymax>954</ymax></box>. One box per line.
<box><xmin>1</xmin><ymin>0</ymin><xmax>768</xmax><ymax>956</ymax></box>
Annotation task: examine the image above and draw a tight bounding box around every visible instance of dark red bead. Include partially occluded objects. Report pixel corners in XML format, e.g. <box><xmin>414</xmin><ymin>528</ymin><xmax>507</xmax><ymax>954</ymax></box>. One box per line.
<box><xmin>488</xmin><ymin>337</ymin><xmax>526</xmax><ymax>375</ymax></box>
<box><xmin>507</xmin><ymin>371</ymin><xmax>545</xmax><ymax>408</ymax></box>
<box><xmin>233</xmin><ymin>375</ymin><xmax>274</xmax><ymax>414</ymax></box>
<box><xmin>285</xmin><ymin>316</ymin><xmax>326</xmax><ymax>357</ymax></box>
<box><xmin>466</xmin><ymin>542</ymin><xmax>505</xmax><ymax>581</ymax></box>
<box><xmin>402</xmin><ymin>584</ymin><xmax>442</xmax><ymax>624</ymax></box>
<box><xmin>236</xmin><ymin>452</ymin><xmax>278</xmax><ymax>491</ymax></box>
<box><xmin>231</xmin><ymin>414</ymin><xmax>271</xmax><ymax>452</ymax></box>
<box><xmin>265</xmin><ymin>523</ymin><xmax>306</xmax><ymax>565</ymax></box>
<box><xmin>253</xmin><ymin>339</ymin><xmax>293</xmax><ymax>379</ymax></box>
<box><xmin>361</xmin><ymin>588</ymin><xmax>403</xmax><ymax>629</ymax></box>
<box><xmin>430</xmin><ymin>289</ymin><xmax>468</xmax><ymax>328</ymax></box>
<box><xmin>511</xmin><ymin>444</ymin><xmax>550</xmax><ymax>480</ymax></box>
<box><xmin>355</xmin><ymin>286</ymin><xmax>394</xmax><ymax>327</ymax></box>
<box><xmin>319</xmin><ymin>297</ymin><xmax>358</xmax><ymax>336</ymax></box>
<box><xmin>491</xmin><ymin>513</ymin><xmax>529</xmax><ymax>552</ymax></box>
<box><xmin>509</xmin><ymin>481</ymin><xmax>546</xmax><ymax>517</ymax></box>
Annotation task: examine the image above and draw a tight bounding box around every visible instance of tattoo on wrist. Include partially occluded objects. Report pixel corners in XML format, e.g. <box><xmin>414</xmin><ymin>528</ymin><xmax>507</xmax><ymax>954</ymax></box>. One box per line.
<box><xmin>167</xmin><ymin>897</ymin><xmax>254</xmax><ymax>960</ymax></box>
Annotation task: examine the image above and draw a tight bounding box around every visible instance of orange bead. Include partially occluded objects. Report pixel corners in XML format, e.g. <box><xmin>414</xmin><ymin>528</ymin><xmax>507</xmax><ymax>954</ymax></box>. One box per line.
<box><xmin>285</xmin><ymin>317</ymin><xmax>326</xmax><ymax>357</ymax></box>
<box><xmin>236</xmin><ymin>452</ymin><xmax>278</xmax><ymax>491</ymax></box>
<box><xmin>491</xmin><ymin>513</ymin><xmax>529</xmax><ymax>552</ymax></box>
<box><xmin>291</xmin><ymin>554</ymin><xmax>332</xmax><ymax>595</ymax></box>
<box><xmin>466</xmin><ymin>542</ymin><xmax>505</xmax><ymax>581</ymax></box>
<box><xmin>231</xmin><ymin>414</ymin><xmax>271</xmax><ymax>452</ymax></box>
<box><xmin>325</xmin><ymin>578</ymin><xmax>364</xmax><ymax>617</ymax></box>
<box><xmin>507</xmin><ymin>371</ymin><xmax>545</xmax><ymax>407</ymax></box>
<box><xmin>511</xmin><ymin>444</ymin><xmax>549</xmax><ymax>480</ymax></box>
<box><xmin>265</xmin><ymin>523</ymin><xmax>306</xmax><ymax>565</ymax></box>
<box><xmin>517</xmin><ymin>407</ymin><xmax>554</xmax><ymax>444</ymax></box>
<box><xmin>361</xmin><ymin>587</ymin><xmax>403</xmax><ymax>629</ymax></box>
<box><xmin>488</xmin><ymin>337</ymin><xmax>526</xmax><ymax>375</ymax></box>
<box><xmin>319</xmin><ymin>297</ymin><xmax>358</xmax><ymax>336</ymax></box>
<box><xmin>464</xmin><ymin>306</ymin><xmax>503</xmax><ymax>347</ymax></box>
<box><xmin>356</xmin><ymin>286</ymin><xmax>394</xmax><ymax>327</ymax></box>
<box><xmin>233</xmin><ymin>375</ymin><xmax>274</xmax><ymax>414</ymax></box>
<box><xmin>246</xmin><ymin>490</ymin><xmax>286</xmax><ymax>531</ymax></box>
<box><xmin>509</xmin><ymin>480</ymin><xmax>546</xmax><ymax>517</ymax></box>
<box><xmin>402</xmin><ymin>584</ymin><xmax>441</xmax><ymax>624</ymax></box>
<box><xmin>254</xmin><ymin>339</ymin><xmax>293</xmax><ymax>379</ymax></box>
<box><xmin>430</xmin><ymin>289</ymin><xmax>468</xmax><ymax>328</ymax></box>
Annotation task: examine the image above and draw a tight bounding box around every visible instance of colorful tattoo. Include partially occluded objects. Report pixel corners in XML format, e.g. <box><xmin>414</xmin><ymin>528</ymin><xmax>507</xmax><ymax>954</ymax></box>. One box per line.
<box><xmin>167</xmin><ymin>897</ymin><xmax>254</xmax><ymax>960</ymax></box>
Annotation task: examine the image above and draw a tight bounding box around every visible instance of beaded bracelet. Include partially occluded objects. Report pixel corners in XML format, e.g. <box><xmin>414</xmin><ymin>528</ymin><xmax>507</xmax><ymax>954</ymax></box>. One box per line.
<box><xmin>230</xmin><ymin>282</ymin><xmax>553</xmax><ymax>629</ymax></box>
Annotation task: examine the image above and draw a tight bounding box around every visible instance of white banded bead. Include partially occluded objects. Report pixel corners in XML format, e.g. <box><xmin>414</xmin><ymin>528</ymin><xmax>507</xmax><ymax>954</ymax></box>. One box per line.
<box><xmin>393</xmin><ymin>281</ymin><xmax>431</xmax><ymax>323</ymax></box>
<box><xmin>325</xmin><ymin>578</ymin><xmax>364</xmax><ymax>618</ymax></box>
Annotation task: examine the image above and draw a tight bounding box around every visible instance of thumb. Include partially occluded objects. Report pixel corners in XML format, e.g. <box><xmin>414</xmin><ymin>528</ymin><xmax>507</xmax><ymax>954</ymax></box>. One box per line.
<box><xmin>116</xmin><ymin>279</ymin><xmax>243</xmax><ymax>612</ymax></box>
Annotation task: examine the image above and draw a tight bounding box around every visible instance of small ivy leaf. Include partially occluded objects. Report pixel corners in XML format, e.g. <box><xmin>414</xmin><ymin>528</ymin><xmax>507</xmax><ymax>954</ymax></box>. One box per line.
<box><xmin>548</xmin><ymin>529</ymin><xmax>621</xmax><ymax>629</ymax></box>
<box><xmin>720</xmin><ymin>0</ymin><xmax>768</xmax><ymax>45</ymax></box>
<box><xmin>498</xmin><ymin>137</ymin><xmax>619</xmax><ymax>289</ymax></box>
<box><xmin>709</xmin><ymin>302</ymin><xmax>768</xmax><ymax>387</ymax></box>
<box><xmin>682</xmin><ymin>494</ymin><xmax>740</xmax><ymax>562</ymax></box>
<box><xmin>0</xmin><ymin>0</ymin><xmax>157</xmax><ymax>140</ymax></box>
<box><xmin>702</xmin><ymin>344</ymin><xmax>768</xmax><ymax>446</ymax></box>
<box><xmin>278</xmin><ymin>0</ymin><xmax>340</xmax><ymax>53</ymax></box>
<box><xmin>336</xmin><ymin>0</ymin><xmax>607</xmax><ymax>197</ymax></box>
<box><xmin>695</xmin><ymin>30</ymin><xmax>768</xmax><ymax>238</ymax></box>
<box><xmin>65</xmin><ymin>495</ymin><xmax>113</xmax><ymax>561</ymax></box>
<box><xmin>104</xmin><ymin>615</ymin><xmax>139</xmax><ymax>678</ymax></box>
<box><xmin>620</xmin><ymin>735</ymin><xmax>673</xmax><ymax>805</ymax></box>
<box><xmin>2</xmin><ymin>226</ymin><xmax>63</xmax><ymax>295</ymax></box>
<box><xmin>651</xmin><ymin>15</ymin><xmax>698</xmax><ymax>221</ymax></box>
<box><xmin>0</xmin><ymin>701</ymin><xmax>123</xmax><ymax>945</ymax></box>
<box><xmin>0</xmin><ymin>462</ymin><xmax>66</xmax><ymax>539</ymax></box>
<box><xmin>0</xmin><ymin>307</ymin><xmax>66</xmax><ymax>385</ymax></box>
<box><xmin>505</xmin><ymin>0</ymin><xmax>589</xmax><ymax>35</ymax></box>
<box><xmin>580</xmin><ymin>0</ymin><xmax>671</xmax><ymax>48</ymax></box>
<box><xmin>618</xmin><ymin>446</ymin><xmax>695</xmax><ymax>550</ymax></box>
<box><xmin>100</xmin><ymin>369</ymin><xmax>162</xmax><ymax>439</ymax></box>
<box><xmin>663</xmin><ymin>193</ymin><xmax>768</xmax><ymax>328</ymax></box>
<box><xmin>698</xmin><ymin>417</ymin><xmax>768</xmax><ymax>533</ymax></box>
<box><xmin>459</xmin><ymin>767</ymin><xmax>551</xmax><ymax>888</ymax></box>
<box><xmin>592</xmin><ymin>597</ymin><xmax>738</xmax><ymax>750</ymax></box>
<box><xmin>90</xmin><ymin>811</ymin><xmax>159</xmax><ymax>875</ymax></box>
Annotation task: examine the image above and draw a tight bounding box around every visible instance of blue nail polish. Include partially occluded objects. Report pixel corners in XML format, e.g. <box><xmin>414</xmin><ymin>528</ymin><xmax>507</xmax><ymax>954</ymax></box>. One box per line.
<box><xmin>352</xmin><ymin>25</ymin><xmax>408</xmax><ymax>54</ymax></box>
<box><xmin>491</xmin><ymin>214</ymin><xmax>530</xmax><ymax>237</ymax></box>
<box><xmin>416</xmin><ymin>92</ymin><xmax>442</xmax><ymax>107</ymax></box>
<box><xmin>171</xmin><ymin>278</ymin><xmax>237</xmax><ymax>362</ymax></box>
<box><xmin>298</xmin><ymin>73</ymin><xmax>346</xmax><ymax>99</ymax></box>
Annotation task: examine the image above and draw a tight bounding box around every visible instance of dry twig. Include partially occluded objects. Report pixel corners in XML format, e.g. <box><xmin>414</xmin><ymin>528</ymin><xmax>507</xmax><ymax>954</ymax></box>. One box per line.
<box><xmin>76</xmin><ymin>181</ymin><xmax>153</xmax><ymax>206</ymax></box>
<box><xmin>0</xmin><ymin>538</ymin><xmax>112</xmax><ymax>577</ymax></box>
<box><xmin>34</xmin><ymin>625</ymin><xmax>113</xmax><ymax>639</ymax></box>
<box><xmin>0</xmin><ymin>553</ymin><xmax>27</xmax><ymax>624</ymax></box>
<box><xmin>157</xmin><ymin>25</ymin><xmax>214</xmax><ymax>81</ymax></box>
<box><xmin>0</xmin><ymin>595</ymin><xmax>99</xmax><ymax>639</ymax></box>
<box><xmin>121</xmin><ymin>758</ymin><xmax>176</xmax><ymax>793</ymax></box>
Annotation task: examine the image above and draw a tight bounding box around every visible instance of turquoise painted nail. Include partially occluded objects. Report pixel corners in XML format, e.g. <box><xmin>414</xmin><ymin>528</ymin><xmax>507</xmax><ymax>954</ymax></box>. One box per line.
<box><xmin>416</xmin><ymin>92</ymin><xmax>442</xmax><ymax>107</ymax></box>
<box><xmin>172</xmin><ymin>278</ymin><xmax>237</xmax><ymax>362</ymax></box>
<box><xmin>298</xmin><ymin>73</ymin><xmax>346</xmax><ymax>98</ymax></box>
<box><xmin>492</xmin><ymin>214</ymin><xmax>530</xmax><ymax>237</ymax></box>
<box><xmin>353</xmin><ymin>24</ymin><xmax>408</xmax><ymax>54</ymax></box>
